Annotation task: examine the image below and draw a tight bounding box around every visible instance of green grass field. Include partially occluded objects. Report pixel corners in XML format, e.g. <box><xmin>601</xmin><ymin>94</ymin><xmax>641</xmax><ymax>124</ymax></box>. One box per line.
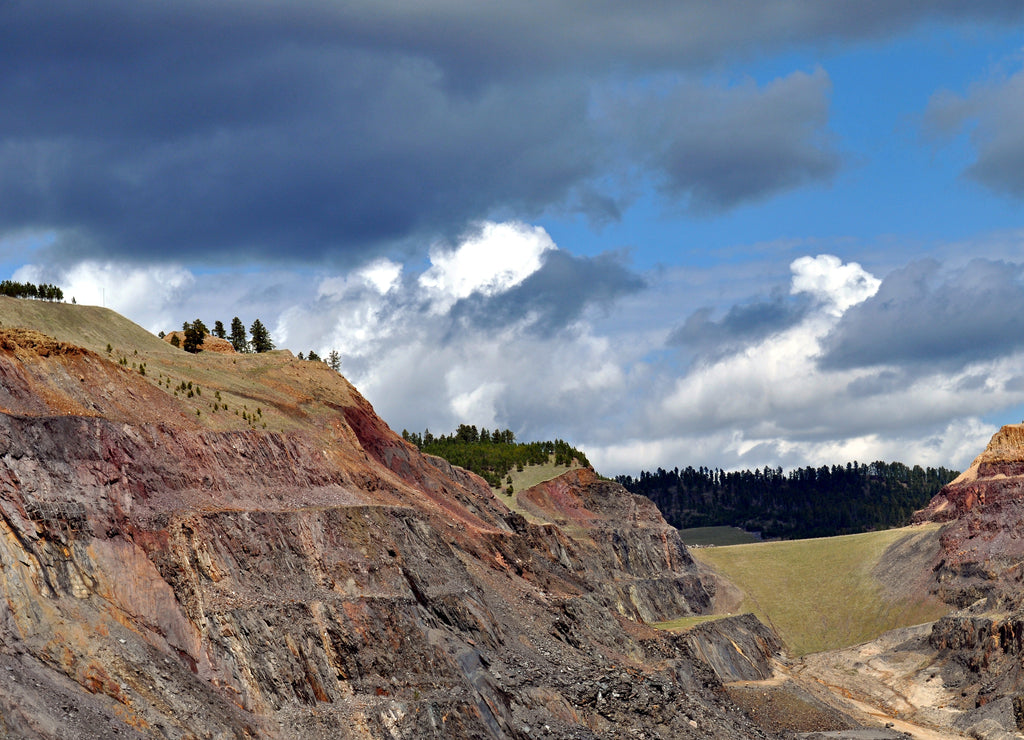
<box><xmin>690</xmin><ymin>524</ymin><xmax>950</xmax><ymax>656</ymax></box>
<box><xmin>491</xmin><ymin>457</ymin><xmax>584</xmax><ymax>517</ymax></box>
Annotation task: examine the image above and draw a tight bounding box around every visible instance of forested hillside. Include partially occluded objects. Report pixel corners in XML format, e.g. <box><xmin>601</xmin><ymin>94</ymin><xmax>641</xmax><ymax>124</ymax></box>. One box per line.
<box><xmin>617</xmin><ymin>461</ymin><xmax>957</xmax><ymax>540</ymax></box>
<box><xmin>402</xmin><ymin>424</ymin><xmax>590</xmax><ymax>489</ymax></box>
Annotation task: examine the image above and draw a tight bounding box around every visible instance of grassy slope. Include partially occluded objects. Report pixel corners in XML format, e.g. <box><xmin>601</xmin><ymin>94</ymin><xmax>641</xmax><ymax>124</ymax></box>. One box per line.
<box><xmin>491</xmin><ymin>457</ymin><xmax>584</xmax><ymax>520</ymax></box>
<box><xmin>0</xmin><ymin>297</ymin><xmax>170</xmax><ymax>356</ymax></box>
<box><xmin>689</xmin><ymin>524</ymin><xmax>950</xmax><ymax>656</ymax></box>
<box><xmin>0</xmin><ymin>297</ymin><xmax>357</xmax><ymax>436</ymax></box>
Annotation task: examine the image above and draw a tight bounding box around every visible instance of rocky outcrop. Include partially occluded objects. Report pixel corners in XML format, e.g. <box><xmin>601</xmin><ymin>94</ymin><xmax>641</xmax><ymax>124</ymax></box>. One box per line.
<box><xmin>514</xmin><ymin>469</ymin><xmax>713</xmax><ymax>623</ymax></box>
<box><xmin>162</xmin><ymin>330</ymin><xmax>236</xmax><ymax>353</ymax></box>
<box><xmin>909</xmin><ymin>424</ymin><xmax>1024</xmax><ymax>735</ymax></box>
<box><xmin>927</xmin><ymin>612</ymin><xmax>1024</xmax><ymax>734</ymax></box>
<box><xmin>914</xmin><ymin>424</ymin><xmax>1024</xmax><ymax>607</ymax></box>
<box><xmin>915</xmin><ymin>424</ymin><xmax>1024</xmax><ymax>524</ymax></box>
<box><xmin>0</xmin><ymin>322</ymin><xmax>772</xmax><ymax>738</ymax></box>
<box><xmin>680</xmin><ymin>614</ymin><xmax>781</xmax><ymax>683</ymax></box>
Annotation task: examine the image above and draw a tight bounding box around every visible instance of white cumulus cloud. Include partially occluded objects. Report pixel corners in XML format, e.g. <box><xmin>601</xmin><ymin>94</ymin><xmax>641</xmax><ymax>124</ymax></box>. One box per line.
<box><xmin>418</xmin><ymin>221</ymin><xmax>556</xmax><ymax>311</ymax></box>
<box><xmin>790</xmin><ymin>254</ymin><xmax>880</xmax><ymax>316</ymax></box>
<box><xmin>318</xmin><ymin>258</ymin><xmax>403</xmax><ymax>299</ymax></box>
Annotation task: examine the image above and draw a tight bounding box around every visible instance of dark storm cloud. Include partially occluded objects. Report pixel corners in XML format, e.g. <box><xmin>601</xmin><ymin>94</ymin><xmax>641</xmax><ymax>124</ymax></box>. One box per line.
<box><xmin>301</xmin><ymin>1</ymin><xmax>1024</xmax><ymax>87</ymax></box>
<box><xmin>669</xmin><ymin>292</ymin><xmax>809</xmax><ymax>354</ymax></box>
<box><xmin>451</xmin><ymin>251</ymin><xmax>645</xmax><ymax>337</ymax></box>
<box><xmin>0</xmin><ymin>35</ymin><xmax>600</xmax><ymax>262</ymax></box>
<box><xmin>819</xmin><ymin>259</ymin><xmax>1024</xmax><ymax>370</ymax></box>
<box><xmin>1</xmin><ymin>1</ymin><xmax>1019</xmax><ymax>264</ymax></box>
<box><xmin>926</xmin><ymin>68</ymin><xmax>1024</xmax><ymax>198</ymax></box>
<box><xmin>613</xmin><ymin>69</ymin><xmax>839</xmax><ymax>212</ymax></box>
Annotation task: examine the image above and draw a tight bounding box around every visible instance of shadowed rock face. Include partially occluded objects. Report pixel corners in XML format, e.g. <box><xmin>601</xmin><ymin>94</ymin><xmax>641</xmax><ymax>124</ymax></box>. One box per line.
<box><xmin>0</xmin><ymin>327</ymin><xmax>771</xmax><ymax>739</ymax></box>
<box><xmin>915</xmin><ymin>424</ymin><xmax>1024</xmax><ymax>607</ymax></box>
<box><xmin>911</xmin><ymin>424</ymin><xmax>1024</xmax><ymax>734</ymax></box>
<box><xmin>681</xmin><ymin>614</ymin><xmax>782</xmax><ymax>684</ymax></box>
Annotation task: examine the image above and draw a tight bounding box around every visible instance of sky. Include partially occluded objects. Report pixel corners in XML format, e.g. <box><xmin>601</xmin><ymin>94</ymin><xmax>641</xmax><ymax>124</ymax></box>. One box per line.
<box><xmin>3</xmin><ymin>2</ymin><xmax>1024</xmax><ymax>475</ymax></box>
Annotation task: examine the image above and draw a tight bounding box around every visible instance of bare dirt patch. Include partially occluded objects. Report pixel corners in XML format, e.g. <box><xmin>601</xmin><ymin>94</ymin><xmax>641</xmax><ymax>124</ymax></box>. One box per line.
<box><xmin>726</xmin><ymin>681</ymin><xmax>856</xmax><ymax>734</ymax></box>
<box><xmin>0</xmin><ymin>327</ymin><xmax>87</xmax><ymax>356</ymax></box>
<box><xmin>791</xmin><ymin>624</ymin><xmax>973</xmax><ymax>740</ymax></box>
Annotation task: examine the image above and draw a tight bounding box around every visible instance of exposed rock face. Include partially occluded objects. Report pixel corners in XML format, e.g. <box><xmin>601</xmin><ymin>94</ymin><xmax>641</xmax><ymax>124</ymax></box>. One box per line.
<box><xmin>911</xmin><ymin>423</ymin><xmax>1024</xmax><ymax>735</ymax></box>
<box><xmin>927</xmin><ymin>612</ymin><xmax>1024</xmax><ymax>734</ymax></box>
<box><xmin>915</xmin><ymin>423</ymin><xmax>1024</xmax><ymax>607</ymax></box>
<box><xmin>516</xmin><ymin>469</ymin><xmax>713</xmax><ymax>623</ymax></box>
<box><xmin>0</xmin><ymin>325</ymin><xmax>771</xmax><ymax>738</ymax></box>
<box><xmin>680</xmin><ymin>614</ymin><xmax>781</xmax><ymax>683</ymax></box>
<box><xmin>915</xmin><ymin>424</ymin><xmax>1024</xmax><ymax>523</ymax></box>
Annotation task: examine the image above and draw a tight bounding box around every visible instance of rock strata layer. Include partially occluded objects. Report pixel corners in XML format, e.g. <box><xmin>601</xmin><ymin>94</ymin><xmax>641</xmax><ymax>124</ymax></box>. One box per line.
<box><xmin>0</xmin><ymin>321</ymin><xmax>772</xmax><ymax>739</ymax></box>
<box><xmin>915</xmin><ymin>423</ymin><xmax>1024</xmax><ymax>606</ymax></box>
<box><xmin>911</xmin><ymin>423</ymin><xmax>1024</xmax><ymax>735</ymax></box>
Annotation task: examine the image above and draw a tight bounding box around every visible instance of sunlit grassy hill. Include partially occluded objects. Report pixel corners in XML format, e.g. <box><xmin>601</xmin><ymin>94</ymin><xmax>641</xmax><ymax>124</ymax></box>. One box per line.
<box><xmin>683</xmin><ymin>524</ymin><xmax>951</xmax><ymax>655</ymax></box>
<box><xmin>0</xmin><ymin>296</ymin><xmax>364</xmax><ymax>437</ymax></box>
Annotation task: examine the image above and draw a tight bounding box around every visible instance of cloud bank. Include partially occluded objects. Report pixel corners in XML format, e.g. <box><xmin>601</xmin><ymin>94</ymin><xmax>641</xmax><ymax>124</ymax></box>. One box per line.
<box><xmin>2</xmin><ymin>2</ymin><xmax>1019</xmax><ymax>265</ymax></box>
<box><xmin>18</xmin><ymin>225</ymin><xmax>1024</xmax><ymax>477</ymax></box>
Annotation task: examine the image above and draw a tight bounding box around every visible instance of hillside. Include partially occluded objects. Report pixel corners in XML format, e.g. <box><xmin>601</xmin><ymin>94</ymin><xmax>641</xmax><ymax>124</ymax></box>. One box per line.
<box><xmin>402</xmin><ymin>426</ymin><xmax>589</xmax><ymax>490</ymax></box>
<box><xmin>0</xmin><ymin>298</ymin><xmax>776</xmax><ymax>739</ymax></box>
<box><xmin>676</xmin><ymin>424</ymin><xmax>1024</xmax><ymax>739</ymax></box>
<box><xmin>689</xmin><ymin>524</ymin><xmax>950</xmax><ymax>655</ymax></box>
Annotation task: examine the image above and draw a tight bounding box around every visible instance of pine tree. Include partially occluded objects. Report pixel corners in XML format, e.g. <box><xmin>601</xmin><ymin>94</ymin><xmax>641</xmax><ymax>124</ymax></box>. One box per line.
<box><xmin>213</xmin><ymin>320</ymin><xmax>226</xmax><ymax>339</ymax></box>
<box><xmin>230</xmin><ymin>317</ymin><xmax>248</xmax><ymax>353</ymax></box>
<box><xmin>182</xmin><ymin>321</ymin><xmax>205</xmax><ymax>353</ymax></box>
<box><xmin>327</xmin><ymin>350</ymin><xmax>341</xmax><ymax>372</ymax></box>
<box><xmin>249</xmin><ymin>319</ymin><xmax>273</xmax><ymax>353</ymax></box>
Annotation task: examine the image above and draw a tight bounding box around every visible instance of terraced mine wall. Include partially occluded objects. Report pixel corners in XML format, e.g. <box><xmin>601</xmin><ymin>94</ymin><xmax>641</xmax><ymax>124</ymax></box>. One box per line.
<box><xmin>0</xmin><ymin>326</ymin><xmax>776</xmax><ymax>739</ymax></box>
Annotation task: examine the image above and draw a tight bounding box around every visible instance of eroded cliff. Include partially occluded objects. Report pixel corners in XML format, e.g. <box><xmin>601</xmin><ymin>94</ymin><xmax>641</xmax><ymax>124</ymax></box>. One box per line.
<box><xmin>0</xmin><ymin>309</ymin><xmax>771</xmax><ymax>739</ymax></box>
<box><xmin>906</xmin><ymin>422</ymin><xmax>1024</xmax><ymax>735</ymax></box>
<box><xmin>915</xmin><ymin>423</ymin><xmax>1024</xmax><ymax>607</ymax></box>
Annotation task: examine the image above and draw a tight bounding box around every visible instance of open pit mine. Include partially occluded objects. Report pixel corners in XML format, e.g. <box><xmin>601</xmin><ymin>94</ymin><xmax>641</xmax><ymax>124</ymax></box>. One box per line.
<box><xmin>0</xmin><ymin>299</ymin><xmax>778</xmax><ymax>739</ymax></box>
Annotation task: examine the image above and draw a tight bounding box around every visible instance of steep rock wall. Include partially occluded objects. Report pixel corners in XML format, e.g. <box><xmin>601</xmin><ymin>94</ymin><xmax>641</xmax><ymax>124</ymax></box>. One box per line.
<box><xmin>0</xmin><ymin>327</ymin><xmax>771</xmax><ymax>739</ymax></box>
<box><xmin>912</xmin><ymin>424</ymin><xmax>1024</xmax><ymax>734</ymax></box>
<box><xmin>914</xmin><ymin>424</ymin><xmax>1024</xmax><ymax>606</ymax></box>
<box><xmin>516</xmin><ymin>470</ymin><xmax>712</xmax><ymax>623</ymax></box>
<box><xmin>681</xmin><ymin>614</ymin><xmax>782</xmax><ymax>683</ymax></box>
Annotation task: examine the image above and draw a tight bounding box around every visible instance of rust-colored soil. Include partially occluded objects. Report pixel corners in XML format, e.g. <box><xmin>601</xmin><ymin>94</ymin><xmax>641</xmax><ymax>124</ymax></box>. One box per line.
<box><xmin>162</xmin><ymin>331</ymin><xmax>235</xmax><ymax>353</ymax></box>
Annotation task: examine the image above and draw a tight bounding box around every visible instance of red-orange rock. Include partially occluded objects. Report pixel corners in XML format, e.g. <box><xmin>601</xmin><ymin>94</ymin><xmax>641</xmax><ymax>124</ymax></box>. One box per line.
<box><xmin>0</xmin><ymin>318</ymin><xmax>770</xmax><ymax>739</ymax></box>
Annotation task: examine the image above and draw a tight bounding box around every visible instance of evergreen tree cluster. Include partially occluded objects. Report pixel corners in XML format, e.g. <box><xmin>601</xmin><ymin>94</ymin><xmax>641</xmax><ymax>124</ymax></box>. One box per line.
<box><xmin>176</xmin><ymin>316</ymin><xmax>275</xmax><ymax>354</ymax></box>
<box><xmin>297</xmin><ymin>349</ymin><xmax>342</xmax><ymax>371</ymax></box>
<box><xmin>176</xmin><ymin>316</ymin><xmax>343</xmax><ymax>370</ymax></box>
<box><xmin>1</xmin><ymin>280</ymin><xmax>64</xmax><ymax>301</ymax></box>
<box><xmin>402</xmin><ymin>424</ymin><xmax>590</xmax><ymax>488</ymax></box>
<box><xmin>617</xmin><ymin>461</ymin><xmax>959</xmax><ymax>540</ymax></box>
<box><xmin>181</xmin><ymin>319</ymin><xmax>207</xmax><ymax>353</ymax></box>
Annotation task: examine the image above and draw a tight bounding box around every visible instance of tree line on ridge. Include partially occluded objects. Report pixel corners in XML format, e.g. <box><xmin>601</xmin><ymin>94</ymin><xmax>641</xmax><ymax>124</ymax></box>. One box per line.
<box><xmin>1</xmin><ymin>280</ymin><xmax>64</xmax><ymax>302</ymax></box>
<box><xmin>169</xmin><ymin>318</ymin><xmax>341</xmax><ymax>370</ymax></box>
<box><xmin>617</xmin><ymin>461</ymin><xmax>958</xmax><ymax>540</ymax></box>
<box><xmin>402</xmin><ymin>424</ymin><xmax>590</xmax><ymax>489</ymax></box>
